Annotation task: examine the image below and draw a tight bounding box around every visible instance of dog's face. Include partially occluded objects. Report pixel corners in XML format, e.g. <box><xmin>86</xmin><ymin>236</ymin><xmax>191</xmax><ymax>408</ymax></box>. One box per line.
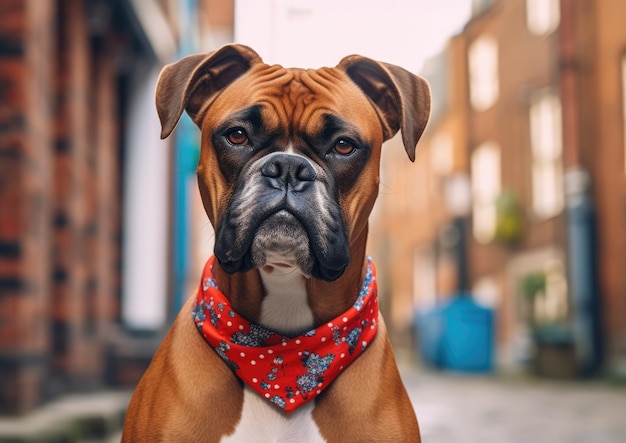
<box><xmin>156</xmin><ymin>45</ymin><xmax>430</xmax><ymax>281</ymax></box>
<box><xmin>199</xmin><ymin>64</ymin><xmax>387</xmax><ymax>281</ymax></box>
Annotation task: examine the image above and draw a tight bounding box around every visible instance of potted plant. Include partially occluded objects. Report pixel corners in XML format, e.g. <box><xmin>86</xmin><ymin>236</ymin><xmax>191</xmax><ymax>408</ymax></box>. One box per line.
<box><xmin>518</xmin><ymin>271</ymin><xmax>576</xmax><ymax>378</ymax></box>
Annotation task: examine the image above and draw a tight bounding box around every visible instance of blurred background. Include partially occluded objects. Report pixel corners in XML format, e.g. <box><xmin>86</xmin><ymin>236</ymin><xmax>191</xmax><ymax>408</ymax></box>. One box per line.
<box><xmin>1</xmin><ymin>0</ymin><xmax>626</xmax><ymax>441</ymax></box>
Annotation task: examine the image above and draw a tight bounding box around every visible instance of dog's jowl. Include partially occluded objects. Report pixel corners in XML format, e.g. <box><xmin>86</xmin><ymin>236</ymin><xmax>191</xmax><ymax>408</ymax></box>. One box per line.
<box><xmin>122</xmin><ymin>44</ymin><xmax>430</xmax><ymax>443</ymax></box>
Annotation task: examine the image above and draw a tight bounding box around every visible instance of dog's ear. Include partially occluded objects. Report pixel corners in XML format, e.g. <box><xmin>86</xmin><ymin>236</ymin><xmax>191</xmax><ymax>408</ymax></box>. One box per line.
<box><xmin>338</xmin><ymin>56</ymin><xmax>431</xmax><ymax>162</ymax></box>
<box><xmin>155</xmin><ymin>44</ymin><xmax>262</xmax><ymax>139</ymax></box>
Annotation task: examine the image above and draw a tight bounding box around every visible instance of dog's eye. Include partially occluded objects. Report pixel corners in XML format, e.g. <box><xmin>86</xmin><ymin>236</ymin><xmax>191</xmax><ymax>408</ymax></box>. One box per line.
<box><xmin>226</xmin><ymin>128</ymin><xmax>249</xmax><ymax>145</ymax></box>
<box><xmin>334</xmin><ymin>139</ymin><xmax>356</xmax><ymax>156</ymax></box>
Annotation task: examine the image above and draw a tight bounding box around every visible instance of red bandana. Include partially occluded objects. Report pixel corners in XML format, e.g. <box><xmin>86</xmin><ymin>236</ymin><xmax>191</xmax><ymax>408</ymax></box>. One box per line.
<box><xmin>193</xmin><ymin>255</ymin><xmax>379</xmax><ymax>413</ymax></box>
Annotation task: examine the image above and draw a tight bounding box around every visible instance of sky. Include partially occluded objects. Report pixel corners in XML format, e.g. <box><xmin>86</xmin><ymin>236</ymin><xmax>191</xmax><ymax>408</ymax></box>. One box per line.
<box><xmin>234</xmin><ymin>0</ymin><xmax>473</xmax><ymax>74</ymax></box>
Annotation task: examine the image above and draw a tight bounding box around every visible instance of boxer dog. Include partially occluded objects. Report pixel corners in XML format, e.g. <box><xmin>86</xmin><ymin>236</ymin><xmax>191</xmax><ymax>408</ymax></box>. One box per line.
<box><xmin>122</xmin><ymin>44</ymin><xmax>430</xmax><ymax>442</ymax></box>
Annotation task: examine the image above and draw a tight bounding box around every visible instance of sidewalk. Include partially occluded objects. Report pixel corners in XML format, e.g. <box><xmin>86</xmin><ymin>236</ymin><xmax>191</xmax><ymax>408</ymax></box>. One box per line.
<box><xmin>0</xmin><ymin>391</ymin><xmax>131</xmax><ymax>443</ymax></box>
<box><xmin>401</xmin><ymin>366</ymin><xmax>626</xmax><ymax>443</ymax></box>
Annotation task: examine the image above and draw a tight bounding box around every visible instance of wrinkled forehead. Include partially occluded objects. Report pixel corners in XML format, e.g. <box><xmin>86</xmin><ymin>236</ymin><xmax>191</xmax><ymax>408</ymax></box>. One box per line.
<box><xmin>204</xmin><ymin>63</ymin><xmax>382</xmax><ymax>139</ymax></box>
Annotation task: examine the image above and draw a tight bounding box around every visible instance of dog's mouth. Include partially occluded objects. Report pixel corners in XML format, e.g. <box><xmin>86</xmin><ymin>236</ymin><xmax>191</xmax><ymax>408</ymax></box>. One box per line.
<box><xmin>214</xmin><ymin>208</ymin><xmax>349</xmax><ymax>282</ymax></box>
<box><xmin>250</xmin><ymin>210</ymin><xmax>315</xmax><ymax>275</ymax></box>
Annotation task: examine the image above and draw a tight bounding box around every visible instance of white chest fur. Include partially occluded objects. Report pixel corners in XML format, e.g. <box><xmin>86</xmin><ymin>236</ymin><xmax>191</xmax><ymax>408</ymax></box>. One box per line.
<box><xmin>222</xmin><ymin>387</ymin><xmax>326</xmax><ymax>442</ymax></box>
<box><xmin>222</xmin><ymin>263</ymin><xmax>326</xmax><ymax>442</ymax></box>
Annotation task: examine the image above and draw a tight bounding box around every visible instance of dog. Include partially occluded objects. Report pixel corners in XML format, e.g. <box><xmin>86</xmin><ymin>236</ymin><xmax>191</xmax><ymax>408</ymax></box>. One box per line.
<box><xmin>122</xmin><ymin>44</ymin><xmax>430</xmax><ymax>442</ymax></box>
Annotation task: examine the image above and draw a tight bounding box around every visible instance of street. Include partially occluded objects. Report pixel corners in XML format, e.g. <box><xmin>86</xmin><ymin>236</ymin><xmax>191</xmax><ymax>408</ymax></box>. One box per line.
<box><xmin>401</xmin><ymin>365</ymin><xmax>626</xmax><ymax>442</ymax></box>
<box><xmin>2</xmin><ymin>363</ymin><xmax>625</xmax><ymax>442</ymax></box>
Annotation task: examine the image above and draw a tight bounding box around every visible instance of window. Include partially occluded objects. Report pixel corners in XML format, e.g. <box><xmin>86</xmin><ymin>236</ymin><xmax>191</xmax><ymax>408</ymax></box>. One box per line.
<box><xmin>471</xmin><ymin>142</ymin><xmax>501</xmax><ymax>243</ymax></box>
<box><xmin>622</xmin><ymin>55</ymin><xmax>626</xmax><ymax>173</ymax></box>
<box><xmin>530</xmin><ymin>89</ymin><xmax>563</xmax><ymax>218</ymax></box>
<box><xmin>469</xmin><ymin>36</ymin><xmax>499</xmax><ymax>111</ymax></box>
<box><xmin>526</xmin><ymin>0</ymin><xmax>560</xmax><ymax>35</ymax></box>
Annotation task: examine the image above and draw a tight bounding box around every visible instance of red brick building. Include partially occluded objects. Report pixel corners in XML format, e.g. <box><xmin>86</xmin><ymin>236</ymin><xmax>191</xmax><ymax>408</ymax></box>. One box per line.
<box><xmin>0</xmin><ymin>0</ymin><xmax>237</xmax><ymax>419</ymax></box>
<box><xmin>372</xmin><ymin>0</ymin><xmax>626</xmax><ymax>378</ymax></box>
<box><xmin>0</xmin><ymin>0</ymin><xmax>181</xmax><ymax>415</ymax></box>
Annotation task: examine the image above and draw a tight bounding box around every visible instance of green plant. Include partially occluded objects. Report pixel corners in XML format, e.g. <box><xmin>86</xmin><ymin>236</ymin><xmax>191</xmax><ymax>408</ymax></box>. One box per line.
<box><xmin>494</xmin><ymin>189</ymin><xmax>524</xmax><ymax>243</ymax></box>
<box><xmin>520</xmin><ymin>271</ymin><xmax>546</xmax><ymax>300</ymax></box>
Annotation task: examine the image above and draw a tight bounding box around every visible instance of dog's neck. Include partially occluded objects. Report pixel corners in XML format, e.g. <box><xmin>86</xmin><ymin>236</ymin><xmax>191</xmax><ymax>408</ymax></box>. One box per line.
<box><xmin>192</xmin><ymin>252</ymin><xmax>380</xmax><ymax>414</ymax></box>
<box><xmin>257</xmin><ymin>264</ymin><xmax>313</xmax><ymax>336</ymax></box>
<box><xmin>211</xmin><ymin>232</ymin><xmax>369</xmax><ymax>336</ymax></box>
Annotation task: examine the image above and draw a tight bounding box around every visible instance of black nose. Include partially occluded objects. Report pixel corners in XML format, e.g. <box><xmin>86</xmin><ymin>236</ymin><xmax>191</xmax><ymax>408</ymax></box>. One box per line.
<box><xmin>261</xmin><ymin>154</ymin><xmax>316</xmax><ymax>192</ymax></box>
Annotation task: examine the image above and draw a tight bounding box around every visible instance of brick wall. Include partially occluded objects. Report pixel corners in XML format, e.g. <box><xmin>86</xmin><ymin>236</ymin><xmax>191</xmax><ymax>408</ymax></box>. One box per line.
<box><xmin>51</xmin><ymin>0</ymin><xmax>96</xmax><ymax>393</ymax></box>
<box><xmin>0</xmin><ymin>0</ymin><xmax>55</xmax><ymax>414</ymax></box>
<box><xmin>0</xmin><ymin>0</ymin><xmax>123</xmax><ymax>414</ymax></box>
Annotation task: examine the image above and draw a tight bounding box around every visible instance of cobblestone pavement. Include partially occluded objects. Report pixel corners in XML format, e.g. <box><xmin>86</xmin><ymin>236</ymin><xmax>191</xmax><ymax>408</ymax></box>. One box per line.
<box><xmin>401</xmin><ymin>366</ymin><xmax>626</xmax><ymax>443</ymax></box>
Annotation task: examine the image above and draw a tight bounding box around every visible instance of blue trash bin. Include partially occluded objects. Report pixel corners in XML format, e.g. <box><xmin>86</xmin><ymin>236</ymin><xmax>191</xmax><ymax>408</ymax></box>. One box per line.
<box><xmin>415</xmin><ymin>295</ymin><xmax>494</xmax><ymax>372</ymax></box>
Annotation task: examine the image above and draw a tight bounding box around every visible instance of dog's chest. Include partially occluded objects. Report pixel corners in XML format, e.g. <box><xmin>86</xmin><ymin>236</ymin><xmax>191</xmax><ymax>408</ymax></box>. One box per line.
<box><xmin>222</xmin><ymin>269</ymin><xmax>326</xmax><ymax>442</ymax></box>
<box><xmin>222</xmin><ymin>386</ymin><xmax>325</xmax><ymax>442</ymax></box>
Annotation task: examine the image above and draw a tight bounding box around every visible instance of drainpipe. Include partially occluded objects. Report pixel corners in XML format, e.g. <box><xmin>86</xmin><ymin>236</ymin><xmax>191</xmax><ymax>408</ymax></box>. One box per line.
<box><xmin>172</xmin><ymin>0</ymin><xmax>201</xmax><ymax>315</ymax></box>
<box><xmin>559</xmin><ymin>0</ymin><xmax>602</xmax><ymax>375</ymax></box>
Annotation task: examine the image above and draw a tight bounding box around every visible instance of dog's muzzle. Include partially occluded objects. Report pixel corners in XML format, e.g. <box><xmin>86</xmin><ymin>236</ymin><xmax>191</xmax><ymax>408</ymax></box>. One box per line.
<box><xmin>214</xmin><ymin>153</ymin><xmax>350</xmax><ymax>281</ymax></box>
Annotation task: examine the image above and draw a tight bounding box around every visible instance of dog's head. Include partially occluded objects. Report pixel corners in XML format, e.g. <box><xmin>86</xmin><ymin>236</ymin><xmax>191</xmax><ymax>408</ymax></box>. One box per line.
<box><xmin>156</xmin><ymin>44</ymin><xmax>430</xmax><ymax>282</ymax></box>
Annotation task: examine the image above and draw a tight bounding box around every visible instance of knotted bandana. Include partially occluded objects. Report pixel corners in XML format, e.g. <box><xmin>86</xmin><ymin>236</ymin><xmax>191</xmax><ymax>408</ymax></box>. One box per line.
<box><xmin>193</xmin><ymin>255</ymin><xmax>379</xmax><ymax>413</ymax></box>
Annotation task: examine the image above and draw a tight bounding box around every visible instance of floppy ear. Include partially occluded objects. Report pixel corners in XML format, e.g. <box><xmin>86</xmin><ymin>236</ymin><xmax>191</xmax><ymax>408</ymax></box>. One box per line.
<box><xmin>337</xmin><ymin>56</ymin><xmax>431</xmax><ymax>162</ymax></box>
<box><xmin>155</xmin><ymin>44</ymin><xmax>263</xmax><ymax>139</ymax></box>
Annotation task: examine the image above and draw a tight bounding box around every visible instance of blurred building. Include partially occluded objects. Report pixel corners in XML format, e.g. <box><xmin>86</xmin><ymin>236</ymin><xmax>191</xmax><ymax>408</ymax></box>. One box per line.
<box><xmin>0</xmin><ymin>0</ymin><xmax>234</xmax><ymax>418</ymax></box>
<box><xmin>372</xmin><ymin>0</ymin><xmax>626</xmax><ymax>378</ymax></box>
<box><xmin>370</xmin><ymin>33</ymin><xmax>471</xmax><ymax>353</ymax></box>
